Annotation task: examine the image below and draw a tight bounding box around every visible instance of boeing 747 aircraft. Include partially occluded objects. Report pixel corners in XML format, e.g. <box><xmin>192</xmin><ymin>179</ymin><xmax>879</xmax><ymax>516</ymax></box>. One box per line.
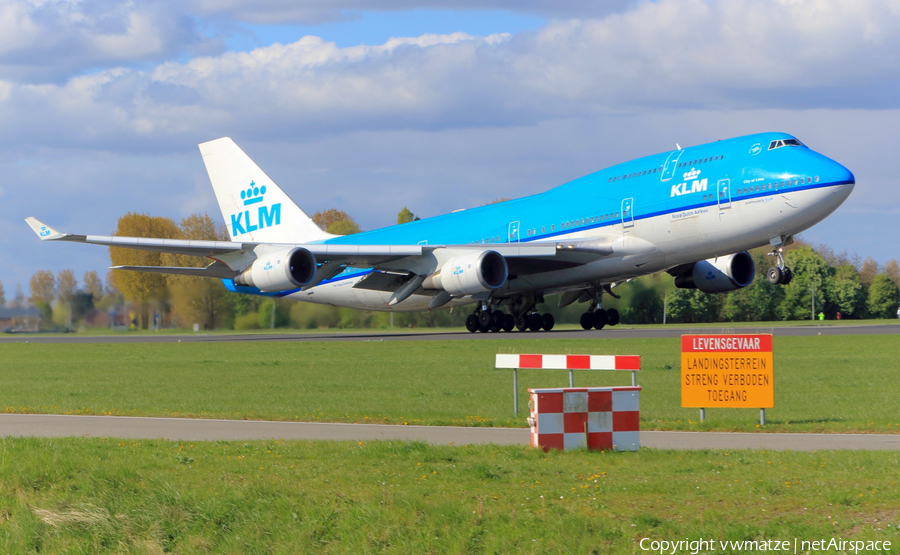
<box><xmin>26</xmin><ymin>133</ymin><xmax>854</xmax><ymax>332</ymax></box>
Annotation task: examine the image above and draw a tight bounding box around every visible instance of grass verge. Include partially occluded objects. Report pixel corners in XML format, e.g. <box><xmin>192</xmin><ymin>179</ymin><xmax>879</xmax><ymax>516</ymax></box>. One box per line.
<box><xmin>0</xmin><ymin>438</ymin><xmax>897</xmax><ymax>554</ymax></box>
<box><xmin>1</xmin><ymin>335</ymin><xmax>899</xmax><ymax>433</ymax></box>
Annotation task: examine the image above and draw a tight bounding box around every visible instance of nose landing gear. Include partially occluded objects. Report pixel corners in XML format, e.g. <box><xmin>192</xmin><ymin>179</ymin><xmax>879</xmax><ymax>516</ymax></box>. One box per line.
<box><xmin>766</xmin><ymin>246</ymin><xmax>793</xmax><ymax>285</ymax></box>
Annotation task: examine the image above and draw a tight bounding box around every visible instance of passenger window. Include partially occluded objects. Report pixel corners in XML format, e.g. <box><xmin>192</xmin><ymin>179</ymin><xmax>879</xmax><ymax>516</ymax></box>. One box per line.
<box><xmin>815</xmin><ymin>176</ymin><xmax>819</xmax><ymax>182</ymax></box>
<box><xmin>551</xmin><ymin>225</ymin><xmax>555</xmax><ymax>231</ymax></box>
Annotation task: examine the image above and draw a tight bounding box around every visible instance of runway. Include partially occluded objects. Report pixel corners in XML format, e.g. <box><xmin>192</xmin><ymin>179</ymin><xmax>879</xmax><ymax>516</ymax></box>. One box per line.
<box><xmin>2</xmin><ymin>323</ymin><xmax>898</xmax><ymax>344</ymax></box>
<box><xmin>3</xmin><ymin>414</ymin><xmax>899</xmax><ymax>451</ymax></box>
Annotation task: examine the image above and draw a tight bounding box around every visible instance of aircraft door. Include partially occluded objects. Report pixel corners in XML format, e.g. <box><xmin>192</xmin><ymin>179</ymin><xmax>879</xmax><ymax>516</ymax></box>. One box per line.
<box><xmin>717</xmin><ymin>179</ymin><xmax>732</xmax><ymax>210</ymax></box>
<box><xmin>508</xmin><ymin>221</ymin><xmax>520</xmax><ymax>243</ymax></box>
<box><xmin>621</xmin><ymin>198</ymin><xmax>634</xmax><ymax>228</ymax></box>
<box><xmin>660</xmin><ymin>150</ymin><xmax>685</xmax><ymax>182</ymax></box>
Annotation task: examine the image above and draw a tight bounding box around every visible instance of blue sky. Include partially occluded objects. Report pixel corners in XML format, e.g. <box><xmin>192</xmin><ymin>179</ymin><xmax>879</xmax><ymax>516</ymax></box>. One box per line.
<box><xmin>1</xmin><ymin>0</ymin><xmax>898</xmax><ymax>299</ymax></box>
<box><xmin>227</xmin><ymin>9</ymin><xmax>546</xmax><ymax>51</ymax></box>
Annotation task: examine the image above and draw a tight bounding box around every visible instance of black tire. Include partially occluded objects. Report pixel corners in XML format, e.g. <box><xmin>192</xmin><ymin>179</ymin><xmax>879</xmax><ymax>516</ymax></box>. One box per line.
<box><xmin>490</xmin><ymin>310</ymin><xmax>504</xmax><ymax>328</ymax></box>
<box><xmin>515</xmin><ymin>317</ymin><xmax>527</xmax><ymax>331</ymax></box>
<box><xmin>502</xmin><ymin>314</ymin><xmax>515</xmax><ymax>332</ymax></box>
<box><xmin>780</xmin><ymin>267</ymin><xmax>793</xmax><ymax>285</ymax></box>
<box><xmin>479</xmin><ymin>323</ymin><xmax>491</xmax><ymax>333</ymax></box>
<box><xmin>606</xmin><ymin>308</ymin><xmax>620</xmax><ymax>326</ymax></box>
<box><xmin>580</xmin><ymin>312</ymin><xmax>593</xmax><ymax>330</ymax></box>
<box><xmin>465</xmin><ymin>314</ymin><xmax>479</xmax><ymax>333</ymax></box>
<box><xmin>766</xmin><ymin>266</ymin><xmax>783</xmax><ymax>285</ymax></box>
<box><xmin>541</xmin><ymin>313</ymin><xmax>555</xmax><ymax>331</ymax></box>
<box><xmin>593</xmin><ymin>309</ymin><xmax>607</xmax><ymax>330</ymax></box>
<box><xmin>527</xmin><ymin>313</ymin><xmax>542</xmax><ymax>331</ymax></box>
<box><xmin>478</xmin><ymin>310</ymin><xmax>491</xmax><ymax>327</ymax></box>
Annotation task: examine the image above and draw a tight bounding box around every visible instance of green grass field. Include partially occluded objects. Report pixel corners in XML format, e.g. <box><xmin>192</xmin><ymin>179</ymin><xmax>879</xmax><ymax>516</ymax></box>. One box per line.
<box><xmin>2</xmin><ymin>335</ymin><xmax>898</xmax><ymax>432</ymax></box>
<box><xmin>0</xmin><ymin>438</ymin><xmax>897</xmax><ymax>553</ymax></box>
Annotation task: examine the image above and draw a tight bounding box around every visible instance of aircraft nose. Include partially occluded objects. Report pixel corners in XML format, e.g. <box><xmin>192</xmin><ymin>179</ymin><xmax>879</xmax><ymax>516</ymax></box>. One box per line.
<box><xmin>833</xmin><ymin>160</ymin><xmax>855</xmax><ymax>187</ymax></box>
<box><xmin>822</xmin><ymin>157</ymin><xmax>855</xmax><ymax>202</ymax></box>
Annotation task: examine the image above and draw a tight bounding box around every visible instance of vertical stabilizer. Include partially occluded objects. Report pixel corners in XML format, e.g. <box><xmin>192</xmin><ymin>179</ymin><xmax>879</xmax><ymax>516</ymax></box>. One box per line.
<box><xmin>199</xmin><ymin>137</ymin><xmax>333</xmax><ymax>243</ymax></box>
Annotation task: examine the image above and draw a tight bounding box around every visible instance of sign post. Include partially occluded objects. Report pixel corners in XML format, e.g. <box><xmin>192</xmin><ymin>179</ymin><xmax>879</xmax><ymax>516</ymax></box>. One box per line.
<box><xmin>681</xmin><ymin>334</ymin><xmax>773</xmax><ymax>423</ymax></box>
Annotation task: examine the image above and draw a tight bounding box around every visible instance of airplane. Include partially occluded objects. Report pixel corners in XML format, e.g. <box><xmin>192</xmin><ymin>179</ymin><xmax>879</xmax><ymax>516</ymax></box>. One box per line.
<box><xmin>26</xmin><ymin>132</ymin><xmax>854</xmax><ymax>333</ymax></box>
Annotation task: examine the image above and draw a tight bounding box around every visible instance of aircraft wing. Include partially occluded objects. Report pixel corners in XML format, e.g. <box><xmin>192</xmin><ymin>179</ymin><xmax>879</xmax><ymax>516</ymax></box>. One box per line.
<box><xmin>25</xmin><ymin>217</ymin><xmax>567</xmax><ymax>273</ymax></box>
<box><xmin>25</xmin><ymin>217</ymin><xmax>243</xmax><ymax>257</ymax></box>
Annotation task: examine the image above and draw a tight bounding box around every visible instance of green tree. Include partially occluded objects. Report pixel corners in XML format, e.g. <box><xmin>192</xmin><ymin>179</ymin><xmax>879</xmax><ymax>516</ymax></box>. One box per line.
<box><xmin>258</xmin><ymin>298</ymin><xmax>290</xmax><ymax>328</ymax></box>
<box><xmin>29</xmin><ymin>270</ymin><xmax>56</xmax><ymax>306</ymax></box>
<box><xmin>859</xmin><ymin>257</ymin><xmax>879</xmax><ymax>289</ymax></box>
<box><xmin>55</xmin><ymin>269</ymin><xmax>77</xmax><ymax>327</ymax></box>
<box><xmin>328</xmin><ymin>219</ymin><xmax>361</xmax><ymax>235</ymax></box>
<box><xmin>776</xmin><ymin>246</ymin><xmax>833</xmax><ymax>320</ymax></box>
<box><xmin>621</xmin><ymin>282</ymin><xmax>663</xmax><ymax>324</ymax></box>
<box><xmin>12</xmin><ymin>283</ymin><xmax>24</xmax><ymax>308</ymax></box>
<box><xmin>866</xmin><ymin>274</ymin><xmax>900</xmax><ymax>319</ymax></box>
<box><xmin>163</xmin><ymin>213</ymin><xmax>234</xmax><ymax>330</ymax></box>
<box><xmin>313</xmin><ymin>208</ymin><xmax>351</xmax><ymax>231</ymax></box>
<box><xmin>666</xmin><ymin>288</ymin><xmax>722</xmax><ymax>323</ymax></box>
<box><xmin>721</xmin><ymin>247</ymin><xmax>784</xmax><ymax>322</ymax></box>
<box><xmin>108</xmin><ymin>212</ymin><xmax>182</xmax><ymax>328</ymax></box>
<box><xmin>312</xmin><ymin>208</ymin><xmax>361</xmax><ymax>235</ymax></box>
<box><xmin>57</xmin><ymin>269</ymin><xmax>76</xmax><ymax>304</ymax></box>
<box><xmin>83</xmin><ymin>271</ymin><xmax>104</xmax><ymax>304</ymax></box>
<box><xmin>885</xmin><ymin>259</ymin><xmax>900</xmax><ymax>288</ymax></box>
<box><xmin>397</xmin><ymin>207</ymin><xmax>421</xmax><ymax>224</ymax></box>
<box><xmin>826</xmin><ymin>264</ymin><xmax>866</xmax><ymax>318</ymax></box>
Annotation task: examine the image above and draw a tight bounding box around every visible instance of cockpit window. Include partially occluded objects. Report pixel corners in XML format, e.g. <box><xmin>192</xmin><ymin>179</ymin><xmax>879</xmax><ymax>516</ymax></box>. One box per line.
<box><xmin>768</xmin><ymin>138</ymin><xmax>804</xmax><ymax>150</ymax></box>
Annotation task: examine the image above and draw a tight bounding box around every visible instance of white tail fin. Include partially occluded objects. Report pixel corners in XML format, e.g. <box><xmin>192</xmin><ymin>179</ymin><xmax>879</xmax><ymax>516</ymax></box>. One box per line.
<box><xmin>199</xmin><ymin>137</ymin><xmax>333</xmax><ymax>243</ymax></box>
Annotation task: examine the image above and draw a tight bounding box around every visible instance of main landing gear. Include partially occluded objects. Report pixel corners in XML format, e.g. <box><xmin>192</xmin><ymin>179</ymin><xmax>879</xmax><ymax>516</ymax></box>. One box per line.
<box><xmin>580</xmin><ymin>307</ymin><xmax>620</xmax><ymax>330</ymax></box>
<box><xmin>465</xmin><ymin>302</ymin><xmax>555</xmax><ymax>333</ymax></box>
<box><xmin>766</xmin><ymin>246</ymin><xmax>793</xmax><ymax>285</ymax></box>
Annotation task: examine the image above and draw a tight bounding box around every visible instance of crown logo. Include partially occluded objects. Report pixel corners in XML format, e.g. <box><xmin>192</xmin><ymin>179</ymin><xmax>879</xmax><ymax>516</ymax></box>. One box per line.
<box><xmin>241</xmin><ymin>181</ymin><xmax>267</xmax><ymax>206</ymax></box>
<box><xmin>683</xmin><ymin>168</ymin><xmax>701</xmax><ymax>181</ymax></box>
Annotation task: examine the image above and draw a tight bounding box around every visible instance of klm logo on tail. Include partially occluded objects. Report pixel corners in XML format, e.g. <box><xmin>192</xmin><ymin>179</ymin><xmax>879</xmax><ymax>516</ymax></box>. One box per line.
<box><xmin>670</xmin><ymin>168</ymin><xmax>708</xmax><ymax>197</ymax></box>
<box><xmin>231</xmin><ymin>181</ymin><xmax>281</xmax><ymax>237</ymax></box>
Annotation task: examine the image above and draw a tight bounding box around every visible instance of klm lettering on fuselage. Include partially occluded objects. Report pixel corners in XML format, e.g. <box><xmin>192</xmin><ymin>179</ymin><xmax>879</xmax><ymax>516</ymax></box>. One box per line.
<box><xmin>231</xmin><ymin>181</ymin><xmax>281</xmax><ymax>236</ymax></box>
<box><xmin>670</xmin><ymin>168</ymin><xmax>708</xmax><ymax>198</ymax></box>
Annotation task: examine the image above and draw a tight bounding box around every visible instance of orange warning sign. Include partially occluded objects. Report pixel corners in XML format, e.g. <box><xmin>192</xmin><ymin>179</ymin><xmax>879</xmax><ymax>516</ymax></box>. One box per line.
<box><xmin>681</xmin><ymin>334</ymin><xmax>773</xmax><ymax>408</ymax></box>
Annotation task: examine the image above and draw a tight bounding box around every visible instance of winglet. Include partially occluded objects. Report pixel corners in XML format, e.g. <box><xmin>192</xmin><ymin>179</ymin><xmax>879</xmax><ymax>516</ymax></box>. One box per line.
<box><xmin>25</xmin><ymin>217</ymin><xmax>67</xmax><ymax>240</ymax></box>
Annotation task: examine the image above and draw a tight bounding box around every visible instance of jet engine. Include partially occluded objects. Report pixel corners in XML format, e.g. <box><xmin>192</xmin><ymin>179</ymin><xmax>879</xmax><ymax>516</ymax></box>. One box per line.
<box><xmin>234</xmin><ymin>247</ymin><xmax>317</xmax><ymax>292</ymax></box>
<box><xmin>674</xmin><ymin>251</ymin><xmax>755</xmax><ymax>293</ymax></box>
<box><xmin>423</xmin><ymin>250</ymin><xmax>508</xmax><ymax>296</ymax></box>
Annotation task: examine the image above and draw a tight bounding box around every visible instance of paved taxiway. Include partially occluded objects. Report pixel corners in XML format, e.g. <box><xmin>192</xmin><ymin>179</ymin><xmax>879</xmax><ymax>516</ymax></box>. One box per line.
<box><xmin>2</xmin><ymin>414</ymin><xmax>899</xmax><ymax>451</ymax></box>
<box><xmin>1</xmin><ymin>323</ymin><xmax>897</xmax><ymax>344</ymax></box>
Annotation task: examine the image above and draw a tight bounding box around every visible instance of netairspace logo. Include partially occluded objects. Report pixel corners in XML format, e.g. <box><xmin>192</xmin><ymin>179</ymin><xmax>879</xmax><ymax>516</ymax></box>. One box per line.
<box><xmin>231</xmin><ymin>180</ymin><xmax>281</xmax><ymax>237</ymax></box>
<box><xmin>639</xmin><ymin>537</ymin><xmax>891</xmax><ymax>554</ymax></box>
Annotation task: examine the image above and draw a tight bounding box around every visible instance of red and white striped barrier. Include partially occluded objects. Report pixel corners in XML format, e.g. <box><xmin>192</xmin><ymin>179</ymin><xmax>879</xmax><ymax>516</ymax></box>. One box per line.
<box><xmin>528</xmin><ymin>387</ymin><xmax>640</xmax><ymax>452</ymax></box>
<box><xmin>495</xmin><ymin>354</ymin><xmax>640</xmax><ymax>371</ymax></box>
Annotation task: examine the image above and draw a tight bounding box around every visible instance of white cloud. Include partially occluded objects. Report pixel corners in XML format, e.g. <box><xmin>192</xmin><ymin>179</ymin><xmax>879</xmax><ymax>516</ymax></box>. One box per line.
<box><xmin>0</xmin><ymin>0</ymin><xmax>222</xmax><ymax>83</ymax></box>
<box><xmin>189</xmin><ymin>0</ymin><xmax>636</xmax><ymax>25</ymax></box>
<box><xmin>3</xmin><ymin>0</ymin><xmax>900</xmax><ymax>292</ymax></box>
<box><xmin>1</xmin><ymin>0</ymin><xmax>898</xmax><ymax>154</ymax></box>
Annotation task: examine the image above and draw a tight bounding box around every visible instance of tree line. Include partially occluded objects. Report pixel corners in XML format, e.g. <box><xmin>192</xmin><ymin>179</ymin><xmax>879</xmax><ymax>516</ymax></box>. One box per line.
<box><xmin>6</xmin><ymin>207</ymin><xmax>899</xmax><ymax>330</ymax></box>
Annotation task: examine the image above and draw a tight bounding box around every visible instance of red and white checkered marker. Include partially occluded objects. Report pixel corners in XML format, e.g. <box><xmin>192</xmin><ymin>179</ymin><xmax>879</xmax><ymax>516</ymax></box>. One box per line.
<box><xmin>495</xmin><ymin>354</ymin><xmax>640</xmax><ymax>371</ymax></box>
<box><xmin>528</xmin><ymin>387</ymin><xmax>640</xmax><ymax>452</ymax></box>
